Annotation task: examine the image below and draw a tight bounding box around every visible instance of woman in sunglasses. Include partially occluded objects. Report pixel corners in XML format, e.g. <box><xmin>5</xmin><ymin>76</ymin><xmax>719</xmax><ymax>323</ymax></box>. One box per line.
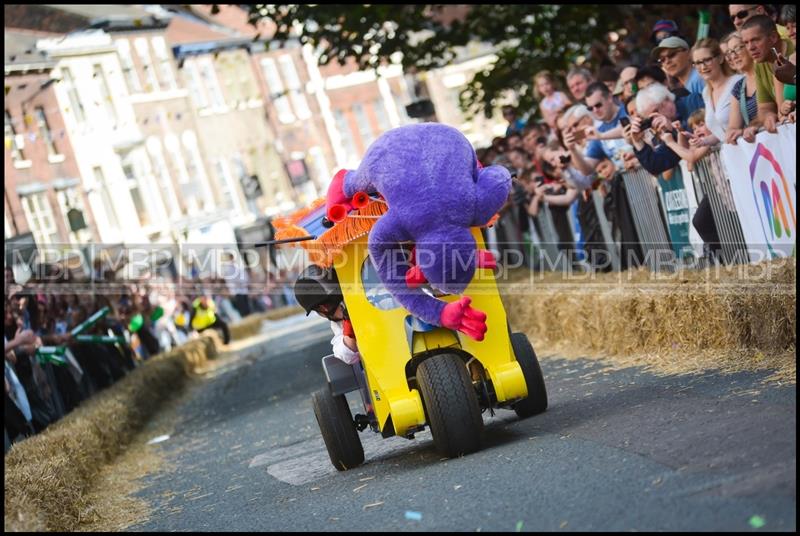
<box><xmin>723</xmin><ymin>32</ymin><xmax>761</xmax><ymax>143</ymax></box>
<box><xmin>689</xmin><ymin>38</ymin><xmax>743</xmax><ymax>147</ymax></box>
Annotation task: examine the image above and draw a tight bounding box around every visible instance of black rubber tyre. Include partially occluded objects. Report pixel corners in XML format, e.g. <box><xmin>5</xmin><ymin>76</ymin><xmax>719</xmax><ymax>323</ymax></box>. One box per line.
<box><xmin>311</xmin><ymin>387</ymin><xmax>364</xmax><ymax>471</ymax></box>
<box><xmin>510</xmin><ymin>332</ymin><xmax>548</xmax><ymax>418</ymax></box>
<box><xmin>416</xmin><ymin>353</ymin><xmax>484</xmax><ymax>458</ymax></box>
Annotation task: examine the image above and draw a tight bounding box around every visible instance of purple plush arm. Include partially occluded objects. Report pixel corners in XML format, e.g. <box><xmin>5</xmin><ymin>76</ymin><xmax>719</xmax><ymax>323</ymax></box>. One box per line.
<box><xmin>367</xmin><ymin>211</ymin><xmax>446</xmax><ymax>326</ymax></box>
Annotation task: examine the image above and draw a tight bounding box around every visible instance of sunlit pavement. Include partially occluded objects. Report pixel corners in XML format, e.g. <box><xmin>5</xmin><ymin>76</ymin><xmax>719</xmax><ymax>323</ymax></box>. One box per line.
<box><xmin>130</xmin><ymin>318</ymin><xmax>796</xmax><ymax>532</ymax></box>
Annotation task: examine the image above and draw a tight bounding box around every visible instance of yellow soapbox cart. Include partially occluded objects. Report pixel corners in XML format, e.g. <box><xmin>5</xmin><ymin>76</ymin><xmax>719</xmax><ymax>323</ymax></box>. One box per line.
<box><xmin>272</xmin><ymin>199</ymin><xmax>547</xmax><ymax>470</ymax></box>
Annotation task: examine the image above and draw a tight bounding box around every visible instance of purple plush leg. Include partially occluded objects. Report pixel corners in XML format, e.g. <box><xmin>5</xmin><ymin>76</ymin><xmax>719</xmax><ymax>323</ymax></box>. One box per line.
<box><xmin>470</xmin><ymin>164</ymin><xmax>512</xmax><ymax>226</ymax></box>
<box><xmin>368</xmin><ymin>211</ymin><xmax>447</xmax><ymax>326</ymax></box>
<box><xmin>413</xmin><ymin>226</ymin><xmax>477</xmax><ymax>296</ymax></box>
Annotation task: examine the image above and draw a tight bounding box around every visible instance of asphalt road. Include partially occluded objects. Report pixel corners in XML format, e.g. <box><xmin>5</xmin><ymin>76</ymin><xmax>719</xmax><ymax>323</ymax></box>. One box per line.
<box><xmin>130</xmin><ymin>314</ymin><xmax>796</xmax><ymax>532</ymax></box>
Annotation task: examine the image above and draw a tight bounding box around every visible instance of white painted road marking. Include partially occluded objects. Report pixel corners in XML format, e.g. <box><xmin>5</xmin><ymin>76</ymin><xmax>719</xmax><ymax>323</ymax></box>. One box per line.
<box><xmin>249</xmin><ymin>432</ymin><xmax>433</xmax><ymax>486</ymax></box>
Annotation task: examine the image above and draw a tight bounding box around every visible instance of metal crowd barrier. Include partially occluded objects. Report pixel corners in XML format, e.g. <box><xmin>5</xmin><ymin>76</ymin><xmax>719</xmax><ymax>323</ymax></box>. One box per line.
<box><xmin>531</xmin><ymin>205</ymin><xmax>562</xmax><ymax>270</ymax></box>
<box><xmin>533</xmin><ymin>204</ymin><xmax>572</xmax><ymax>271</ymax></box>
<box><xmin>690</xmin><ymin>147</ymin><xmax>750</xmax><ymax>265</ymax></box>
<box><xmin>619</xmin><ymin>167</ymin><xmax>676</xmax><ymax>270</ymax></box>
<box><xmin>591</xmin><ymin>190</ymin><xmax>621</xmax><ymax>272</ymax></box>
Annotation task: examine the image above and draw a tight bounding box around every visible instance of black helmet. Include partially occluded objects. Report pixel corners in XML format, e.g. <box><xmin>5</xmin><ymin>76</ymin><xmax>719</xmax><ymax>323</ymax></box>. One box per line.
<box><xmin>294</xmin><ymin>265</ymin><xmax>343</xmax><ymax>316</ymax></box>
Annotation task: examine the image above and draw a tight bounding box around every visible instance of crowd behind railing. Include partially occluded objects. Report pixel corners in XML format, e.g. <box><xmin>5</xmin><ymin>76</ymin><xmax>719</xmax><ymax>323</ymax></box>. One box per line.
<box><xmin>481</xmin><ymin>6</ymin><xmax>795</xmax><ymax>272</ymax></box>
<box><xmin>4</xmin><ymin>260</ymin><xmax>300</xmax><ymax>451</ymax></box>
<box><xmin>5</xmin><ymin>5</ymin><xmax>796</xmax><ymax>451</ymax></box>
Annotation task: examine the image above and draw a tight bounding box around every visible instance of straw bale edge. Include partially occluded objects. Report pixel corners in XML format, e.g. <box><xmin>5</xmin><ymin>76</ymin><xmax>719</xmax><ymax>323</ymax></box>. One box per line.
<box><xmin>501</xmin><ymin>261</ymin><xmax>796</xmax><ymax>380</ymax></box>
<box><xmin>4</xmin><ymin>306</ymin><xmax>301</xmax><ymax>532</ymax></box>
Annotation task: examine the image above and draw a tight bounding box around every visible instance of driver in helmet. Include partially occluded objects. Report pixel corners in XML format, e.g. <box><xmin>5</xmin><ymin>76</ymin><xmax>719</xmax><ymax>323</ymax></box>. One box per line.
<box><xmin>294</xmin><ymin>265</ymin><xmax>360</xmax><ymax>365</ymax></box>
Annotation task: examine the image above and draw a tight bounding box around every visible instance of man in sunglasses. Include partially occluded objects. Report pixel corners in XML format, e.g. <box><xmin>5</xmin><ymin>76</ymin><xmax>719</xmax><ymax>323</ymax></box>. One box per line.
<box><xmin>650</xmin><ymin>36</ymin><xmax>706</xmax><ymax>96</ymax></box>
<box><xmin>729</xmin><ymin>5</ymin><xmax>790</xmax><ymax>38</ymax></box>
<box><xmin>566</xmin><ymin>82</ymin><xmax>633</xmax><ymax>176</ymax></box>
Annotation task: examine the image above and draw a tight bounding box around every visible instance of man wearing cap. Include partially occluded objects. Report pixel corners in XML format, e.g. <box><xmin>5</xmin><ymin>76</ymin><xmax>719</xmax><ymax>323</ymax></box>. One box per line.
<box><xmin>652</xmin><ymin>19</ymin><xmax>680</xmax><ymax>44</ymax></box>
<box><xmin>651</xmin><ymin>36</ymin><xmax>706</xmax><ymax>96</ymax></box>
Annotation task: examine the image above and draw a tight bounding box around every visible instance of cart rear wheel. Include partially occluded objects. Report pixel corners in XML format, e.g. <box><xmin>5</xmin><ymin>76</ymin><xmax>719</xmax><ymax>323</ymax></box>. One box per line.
<box><xmin>417</xmin><ymin>353</ymin><xmax>484</xmax><ymax>458</ymax></box>
<box><xmin>312</xmin><ymin>387</ymin><xmax>364</xmax><ymax>471</ymax></box>
<box><xmin>510</xmin><ymin>333</ymin><xmax>548</xmax><ymax>418</ymax></box>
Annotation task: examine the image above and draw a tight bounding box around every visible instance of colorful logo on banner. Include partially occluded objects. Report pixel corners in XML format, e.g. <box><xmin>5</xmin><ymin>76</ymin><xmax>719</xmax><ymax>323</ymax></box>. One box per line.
<box><xmin>749</xmin><ymin>143</ymin><xmax>796</xmax><ymax>256</ymax></box>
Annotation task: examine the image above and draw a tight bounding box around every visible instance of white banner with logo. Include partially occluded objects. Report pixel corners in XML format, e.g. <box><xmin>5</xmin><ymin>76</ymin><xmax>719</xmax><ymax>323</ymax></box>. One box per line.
<box><xmin>720</xmin><ymin>124</ymin><xmax>796</xmax><ymax>262</ymax></box>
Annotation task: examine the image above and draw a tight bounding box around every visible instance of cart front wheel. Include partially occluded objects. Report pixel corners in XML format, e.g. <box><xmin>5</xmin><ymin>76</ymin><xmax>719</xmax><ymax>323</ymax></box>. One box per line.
<box><xmin>417</xmin><ymin>353</ymin><xmax>484</xmax><ymax>458</ymax></box>
<box><xmin>510</xmin><ymin>333</ymin><xmax>548</xmax><ymax>418</ymax></box>
<box><xmin>312</xmin><ymin>387</ymin><xmax>364</xmax><ymax>471</ymax></box>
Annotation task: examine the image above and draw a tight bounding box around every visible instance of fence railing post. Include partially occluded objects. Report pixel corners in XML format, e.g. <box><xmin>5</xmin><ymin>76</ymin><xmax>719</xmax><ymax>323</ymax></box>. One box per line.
<box><xmin>620</xmin><ymin>167</ymin><xmax>675</xmax><ymax>271</ymax></box>
<box><xmin>691</xmin><ymin>147</ymin><xmax>750</xmax><ymax>265</ymax></box>
<box><xmin>591</xmin><ymin>190</ymin><xmax>621</xmax><ymax>272</ymax></box>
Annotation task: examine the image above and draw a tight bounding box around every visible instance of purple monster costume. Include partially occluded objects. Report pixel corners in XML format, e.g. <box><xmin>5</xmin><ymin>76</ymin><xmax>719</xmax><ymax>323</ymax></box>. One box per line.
<box><xmin>326</xmin><ymin>123</ymin><xmax>511</xmax><ymax>340</ymax></box>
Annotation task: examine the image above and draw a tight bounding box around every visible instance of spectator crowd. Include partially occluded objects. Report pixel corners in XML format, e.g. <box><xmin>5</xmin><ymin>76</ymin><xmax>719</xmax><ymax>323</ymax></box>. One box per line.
<box><xmin>4</xmin><ymin>256</ymin><xmax>299</xmax><ymax>450</ymax></box>
<box><xmin>5</xmin><ymin>4</ymin><xmax>796</xmax><ymax>450</ymax></box>
<box><xmin>480</xmin><ymin>4</ymin><xmax>795</xmax><ymax>266</ymax></box>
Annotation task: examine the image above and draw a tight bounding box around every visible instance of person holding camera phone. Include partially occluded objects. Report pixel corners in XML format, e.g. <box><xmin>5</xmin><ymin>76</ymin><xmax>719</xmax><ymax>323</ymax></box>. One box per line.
<box><xmin>623</xmin><ymin>82</ymin><xmax>695</xmax><ymax>174</ymax></box>
<box><xmin>553</xmin><ymin>106</ymin><xmax>594</xmax><ymax>190</ymax></box>
<box><xmin>563</xmin><ymin>83</ymin><xmax>633</xmax><ymax>183</ymax></box>
<box><xmin>525</xmin><ymin>154</ymin><xmax>580</xmax><ymax>218</ymax></box>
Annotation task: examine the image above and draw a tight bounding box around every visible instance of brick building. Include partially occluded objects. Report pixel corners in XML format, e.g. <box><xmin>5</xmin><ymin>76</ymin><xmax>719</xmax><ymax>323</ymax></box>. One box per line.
<box><xmin>4</xmin><ymin>29</ymin><xmax>99</xmax><ymax>250</ymax></box>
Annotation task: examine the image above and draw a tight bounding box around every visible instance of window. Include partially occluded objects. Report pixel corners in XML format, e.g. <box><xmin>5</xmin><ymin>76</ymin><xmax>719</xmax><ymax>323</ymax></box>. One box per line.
<box><xmin>165</xmin><ymin>136</ymin><xmax>190</xmax><ymax>185</ymax></box>
<box><xmin>231</xmin><ymin>154</ymin><xmax>249</xmax><ymax>192</ymax></box>
<box><xmin>184</xmin><ymin>145</ymin><xmax>201</xmax><ymax>187</ymax></box>
<box><xmin>21</xmin><ymin>192</ymin><xmax>60</xmax><ymax>245</ymax></box>
<box><xmin>5</xmin><ymin>211</ymin><xmax>14</xmax><ymax>239</ymax></box>
<box><xmin>134</xmin><ymin>38</ymin><xmax>160</xmax><ymax>92</ymax></box>
<box><xmin>116</xmin><ymin>39</ymin><xmax>142</xmax><ymax>93</ymax></box>
<box><xmin>372</xmin><ymin>99</ymin><xmax>392</xmax><ymax>134</ymax></box>
<box><xmin>123</xmin><ymin>163</ymin><xmax>150</xmax><ymax>227</ymax></box>
<box><xmin>308</xmin><ymin>146</ymin><xmax>330</xmax><ymax>186</ymax></box>
<box><xmin>213</xmin><ymin>158</ymin><xmax>241</xmax><ymax>212</ymax></box>
<box><xmin>183</xmin><ymin>59</ymin><xmax>209</xmax><ymax>109</ymax></box>
<box><xmin>92</xmin><ymin>64</ymin><xmax>117</xmax><ymax>125</ymax></box>
<box><xmin>5</xmin><ymin>110</ymin><xmax>26</xmax><ymax>161</ymax></box>
<box><xmin>33</xmin><ymin>107</ymin><xmax>59</xmax><ymax>157</ymax></box>
<box><xmin>198</xmin><ymin>58</ymin><xmax>225</xmax><ymax>109</ymax></box>
<box><xmin>182</xmin><ymin>131</ymin><xmax>214</xmax><ymax>210</ymax></box>
<box><xmin>278</xmin><ymin>55</ymin><xmax>311</xmax><ymax>119</ymax></box>
<box><xmin>146</xmin><ymin>137</ymin><xmax>181</xmax><ymax>218</ymax></box>
<box><xmin>352</xmin><ymin>103</ymin><xmax>375</xmax><ymax>149</ymax></box>
<box><xmin>239</xmin><ymin>59</ymin><xmax>259</xmax><ymax>101</ymax></box>
<box><xmin>393</xmin><ymin>92</ymin><xmax>409</xmax><ymax>124</ymax></box>
<box><xmin>166</xmin><ymin>135</ymin><xmax>204</xmax><ymax>212</ymax></box>
<box><xmin>60</xmin><ymin>67</ymin><xmax>86</xmax><ymax>123</ymax></box>
<box><xmin>93</xmin><ymin>166</ymin><xmax>120</xmax><ymax>230</ymax></box>
<box><xmin>260</xmin><ymin>57</ymin><xmax>294</xmax><ymax>123</ymax></box>
<box><xmin>151</xmin><ymin>36</ymin><xmax>177</xmax><ymax>90</ymax></box>
<box><xmin>220</xmin><ymin>54</ymin><xmax>242</xmax><ymax>106</ymax></box>
<box><xmin>55</xmin><ymin>187</ymin><xmax>89</xmax><ymax>243</ymax></box>
<box><xmin>333</xmin><ymin>109</ymin><xmax>358</xmax><ymax>163</ymax></box>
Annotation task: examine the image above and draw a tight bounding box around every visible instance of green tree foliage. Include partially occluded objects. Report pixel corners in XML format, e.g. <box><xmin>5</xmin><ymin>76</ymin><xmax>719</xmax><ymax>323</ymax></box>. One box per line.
<box><xmin>244</xmin><ymin>4</ymin><xmax>634</xmax><ymax>118</ymax></box>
